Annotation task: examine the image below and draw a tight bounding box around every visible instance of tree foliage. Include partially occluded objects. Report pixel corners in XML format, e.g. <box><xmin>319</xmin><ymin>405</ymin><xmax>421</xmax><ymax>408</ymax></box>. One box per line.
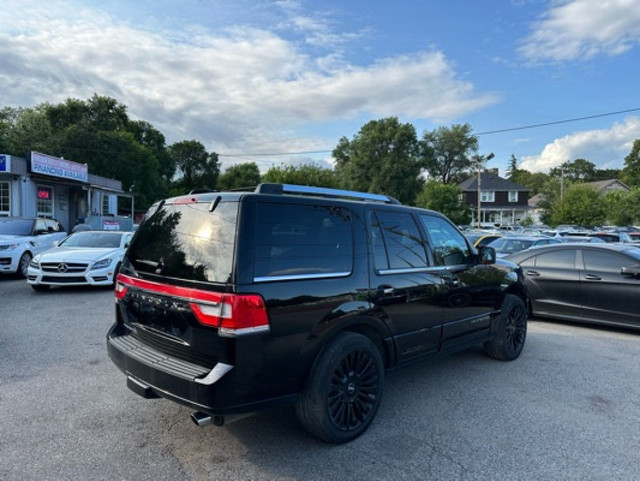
<box><xmin>419</xmin><ymin>123</ymin><xmax>478</xmax><ymax>184</ymax></box>
<box><xmin>217</xmin><ymin>162</ymin><xmax>261</xmax><ymax>190</ymax></box>
<box><xmin>168</xmin><ymin>139</ymin><xmax>219</xmax><ymax>193</ymax></box>
<box><xmin>550</xmin><ymin>184</ymin><xmax>605</xmax><ymax>227</ymax></box>
<box><xmin>333</xmin><ymin>117</ymin><xmax>424</xmax><ymax>204</ymax></box>
<box><xmin>415</xmin><ymin>180</ymin><xmax>470</xmax><ymax>225</ymax></box>
<box><xmin>622</xmin><ymin>138</ymin><xmax>640</xmax><ymax>187</ymax></box>
<box><xmin>550</xmin><ymin>158</ymin><xmax>596</xmax><ymax>182</ymax></box>
<box><xmin>262</xmin><ymin>163</ymin><xmax>339</xmax><ymax>188</ymax></box>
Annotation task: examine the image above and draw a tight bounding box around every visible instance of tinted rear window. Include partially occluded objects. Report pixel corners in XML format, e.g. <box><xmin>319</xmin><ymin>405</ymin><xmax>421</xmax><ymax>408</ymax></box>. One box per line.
<box><xmin>253</xmin><ymin>203</ymin><xmax>353</xmax><ymax>280</ymax></box>
<box><xmin>126</xmin><ymin>201</ymin><xmax>238</xmax><ymax>283</ymax></box>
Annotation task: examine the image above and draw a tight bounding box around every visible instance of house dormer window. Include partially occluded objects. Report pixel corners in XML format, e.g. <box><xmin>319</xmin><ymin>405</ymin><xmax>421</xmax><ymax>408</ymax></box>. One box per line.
<box><xmin>508</xmin><ymin>191</ymin><xmax>518</xmax><ymax>202</ymax></box>
<box><xmin>481</xmin><ymin>191</ymin><xmax>495</xmax><ymax>202</ymax></box>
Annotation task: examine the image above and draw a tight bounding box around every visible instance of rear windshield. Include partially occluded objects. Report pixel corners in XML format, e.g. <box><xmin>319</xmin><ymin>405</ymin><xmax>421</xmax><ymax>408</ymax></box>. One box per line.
<box><xmin>126</xmin><ymin>201</ymin><xmax>238</xmax><ymax>283</ymax></box>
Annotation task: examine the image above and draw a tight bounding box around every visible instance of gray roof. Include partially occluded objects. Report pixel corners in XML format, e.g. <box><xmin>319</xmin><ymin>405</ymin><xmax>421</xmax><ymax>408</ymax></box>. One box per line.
<box><xmin>583</xmin><ymin>179</ymin><xmax>630</xmax><ymax>192</ymax></box>
<box><xmin>458</xmin><ymin>172</ymin><xmax>531</xmax><ymax>192</ymax></box>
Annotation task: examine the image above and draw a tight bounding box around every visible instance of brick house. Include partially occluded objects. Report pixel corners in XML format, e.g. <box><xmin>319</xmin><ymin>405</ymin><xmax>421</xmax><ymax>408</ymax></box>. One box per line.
<box><xmin>458</xmin><ymin>170</ymin><xmax>531</xmax><ymax>226</ymax></box>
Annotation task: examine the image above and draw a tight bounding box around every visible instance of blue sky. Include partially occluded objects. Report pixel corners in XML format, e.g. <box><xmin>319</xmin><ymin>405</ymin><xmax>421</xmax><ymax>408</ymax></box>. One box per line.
<box><xmin>1</xmin><ymin>0</ymin><xmax>640</xmax><ymax>177</ymax></box>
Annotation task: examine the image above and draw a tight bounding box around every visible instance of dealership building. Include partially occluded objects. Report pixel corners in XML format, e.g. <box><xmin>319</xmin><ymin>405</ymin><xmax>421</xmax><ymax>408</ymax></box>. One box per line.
<box><xmin>0</xmin><ymin>152</ymin><xmax>134</xmax><ymax>232</ymax></box>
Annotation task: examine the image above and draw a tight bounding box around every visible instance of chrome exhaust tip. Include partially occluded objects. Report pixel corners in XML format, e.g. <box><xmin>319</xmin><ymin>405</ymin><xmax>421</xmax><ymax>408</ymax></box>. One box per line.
<box><xmin>191</xmin><ymin>411</ymin><xmax>212</xmax><ymax>427</ymax></box>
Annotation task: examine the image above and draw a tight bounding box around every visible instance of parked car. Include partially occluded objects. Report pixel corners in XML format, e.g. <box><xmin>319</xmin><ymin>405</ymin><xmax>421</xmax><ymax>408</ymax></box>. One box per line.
<box><xmin>0</xmin><ymin>217</ymin><xmax>67</xmax><ymax>278</ymax></box>
<box><xmin>504</xmin><ymin>243</ymin><xmax>640</xmax><ymax>330</ymax></box>
<box><xmin>488</xmin><ymin>235</ymin><xmax>561</xmax><ymax>258</ymax></box>
<box><xmin>558</xmin><ymin>236</ymin><xmax>606</xmax><ymax>244</ymax></box>
<box><xmin>27</xmin><ymin>230</ymin><xmax>133</xmax><ymax>290</ymax></box>
<box><xmin>107</xmin><ymin>183</ymin><xmax>529</xmax><ymax>444</ymax></box>
<box><xmin>589</xmin><ymin>232</ymin><xmax>633</xmax><ymax>243</ymax></box>
<box><xmin>464</xmin><ymin>231</ymin><xmax>503</xmax><ymax>248</ymax></box>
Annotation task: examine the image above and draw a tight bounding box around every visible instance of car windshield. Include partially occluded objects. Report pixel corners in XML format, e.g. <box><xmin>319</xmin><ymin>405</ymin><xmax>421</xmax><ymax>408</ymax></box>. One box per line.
<box><xmin>489</xmin><ymin>238</ymin><xmax>534</xmax><ymax>254</ymax></box>
<box><xmin>60</xmin><ymin>232</ymin><xmax>123</xmax><ymax>248</ymax></box>
<box><xmin>0</xmin><ymin>218</ymin><xmax>34</xmax><ymax>236</ymax></box>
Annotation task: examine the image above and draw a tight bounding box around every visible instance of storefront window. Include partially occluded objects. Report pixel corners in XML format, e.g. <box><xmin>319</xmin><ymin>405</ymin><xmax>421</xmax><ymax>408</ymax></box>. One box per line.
<box><xmin>36</xmin><ymin>185</ymin><xmax>54</xmax><ymax>218</ymax></box>
<box><xmin>102</xmin><ymin>193</ymin><xmax>110</xmax><ymax>215</ymax></box>
<box><xmin>0</xmin><ymin>181</ymin><xmax>9</xmax><ymax>216</ymax></box>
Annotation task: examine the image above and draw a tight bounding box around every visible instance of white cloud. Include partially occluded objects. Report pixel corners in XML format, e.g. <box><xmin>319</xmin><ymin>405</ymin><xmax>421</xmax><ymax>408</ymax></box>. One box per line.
<box><xmin>0</xmin><ymin>1</ymin><xmax>497</xmax><ymax>170</ymax></box>
<box><xmin>520</xmin><ymin>116</ymin><xmax>640</xmax><ymax>172</ymax></box>
<box><xmin>519</xmin><ymin>0</ymin><xmax>640</xmax><ymax>62</ymax></box>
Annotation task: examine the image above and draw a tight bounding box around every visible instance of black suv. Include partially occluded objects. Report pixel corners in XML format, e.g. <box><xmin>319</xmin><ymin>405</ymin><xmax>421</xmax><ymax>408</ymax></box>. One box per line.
<box><xmin>107</xmin><ymin>184</ymin><xmax>528</xmax><ymax>443</ymax></box>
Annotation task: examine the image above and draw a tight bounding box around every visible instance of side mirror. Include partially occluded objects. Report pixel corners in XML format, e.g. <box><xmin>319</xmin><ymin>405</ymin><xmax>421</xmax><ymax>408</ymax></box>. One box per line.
<box><xmin>478</xmin><ymin>245</ymin><xmax>496</xmax><ymax>265</ymax></box>
<box><xmin>621</xmin><ymin>265</ymin><xmax>640</xmax><ymax>277</ymax></box>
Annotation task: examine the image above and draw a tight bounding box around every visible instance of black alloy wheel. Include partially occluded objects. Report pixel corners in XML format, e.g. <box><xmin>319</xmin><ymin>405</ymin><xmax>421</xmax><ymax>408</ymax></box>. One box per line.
<box><xmin>327</xmin><ymin>347</ymin><xmax>380</xmax><ymax>432</ymax></box>
<box><xmin>484</xmin><ymin>294</ymin><xmax>527</xmax><ymax>361</ymax></box>
<box><xmin>296</xmin><ymin>332</ymin><xmax>384</xmax><ymax>444</ymax></box>
<box><xmin>504</xmin><ymin>300</ymin><xmax>527</xmax><ymax>357</ymax></box>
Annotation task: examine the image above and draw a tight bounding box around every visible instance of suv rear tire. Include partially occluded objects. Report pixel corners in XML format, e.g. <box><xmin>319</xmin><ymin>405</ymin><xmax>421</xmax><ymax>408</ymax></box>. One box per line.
<box><xmin>484</xmin><ymin>294</ymin><xmax>527</xmax><ymax>361</ymax></box>
<box><xmin>295</xmin><ymin>332</ymin><xmax>384</xmax><ymax>444</ymax></box>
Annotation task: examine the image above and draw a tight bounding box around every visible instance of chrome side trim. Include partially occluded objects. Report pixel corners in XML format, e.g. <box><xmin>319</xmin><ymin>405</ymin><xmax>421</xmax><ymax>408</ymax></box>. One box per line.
<box><xmin>378</xmin><ymin>267</ymin><xmax>438</xmax><ymax>275</ymax></box>
<box><xmin>194</xmin><ymin>362</ymin><xmax>234</xmax><ymax>385</ymax></box>
<box><xmin>253</xmin><ymin>271</ymin><xmax>351</xmax><ymax>283</ymax></box>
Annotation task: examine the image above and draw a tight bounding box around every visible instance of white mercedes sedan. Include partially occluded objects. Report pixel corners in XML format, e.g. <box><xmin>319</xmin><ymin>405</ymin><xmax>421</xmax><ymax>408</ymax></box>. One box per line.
<box><xmin>27</xmin><ymin>231</ymin><xmax>133</xmax><ymax>291</ymax></box>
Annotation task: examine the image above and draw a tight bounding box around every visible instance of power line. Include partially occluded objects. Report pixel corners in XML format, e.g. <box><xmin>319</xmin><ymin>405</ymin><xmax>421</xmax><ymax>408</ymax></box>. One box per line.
<box><xmin>475</xmin><ymin>107</ymin><xmax>640</xmax><ymax>136</ymax></box>
<box><xmin>216</xmin><ymin>107</ymin><xmax>640</xmax><ymax>157</ymax></box>
<box><xmin>219</xmin><ymin>149</ymin><xmax>332</xmax><ymax>158</ymax></box>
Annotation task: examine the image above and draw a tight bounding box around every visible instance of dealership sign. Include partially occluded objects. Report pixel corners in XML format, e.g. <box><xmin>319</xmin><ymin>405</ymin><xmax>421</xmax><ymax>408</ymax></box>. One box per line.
<box><xmin>0</xmin><ymin>154</ymin><xmax>10</xmax><ymax>172</ymax></box>
<box><xmin>30</xmin><ymin>151</ymin><xmax>88</xmax><ymax>182</ymax></box>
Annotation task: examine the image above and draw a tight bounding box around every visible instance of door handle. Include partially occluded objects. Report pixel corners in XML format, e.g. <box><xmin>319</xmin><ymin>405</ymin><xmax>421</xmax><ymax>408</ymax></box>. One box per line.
<box><xmin>526</xmin><ymin>270</ymin><xmax>540</xmax><ymax>277</ymax></box>
<box><xmin>377</xmin><ymin>285</ymin><xmax>395</xmax><ymax>296</ymax></box>
<box><xmin>584</xmin><ymin>274</ymin><xmax>601</xmax><ymax>281</ymax></box>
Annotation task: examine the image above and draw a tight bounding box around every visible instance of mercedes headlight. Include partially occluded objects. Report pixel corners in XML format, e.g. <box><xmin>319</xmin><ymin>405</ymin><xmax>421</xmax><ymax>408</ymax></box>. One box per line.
<box><xmin>91</xmin><ymin>258</ymin><xmax>113</xmax><ymax>270</ymax></box>
<box><xmin>0</xmin><ymin>244</ymin><xmax>19</xmax><ymax>251</ymax></box>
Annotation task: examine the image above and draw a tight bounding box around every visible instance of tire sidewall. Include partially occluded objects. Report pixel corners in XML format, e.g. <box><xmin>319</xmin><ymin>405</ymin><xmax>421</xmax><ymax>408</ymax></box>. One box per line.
<box><xmin>298</xmin><ymin>332</ymin><xmax>384</xmax><ymax>444</ymax></box>
<box><xmin>492</xmin><ymin>294</ymin><xmax>527</xmax><ymax>361</ymax></box>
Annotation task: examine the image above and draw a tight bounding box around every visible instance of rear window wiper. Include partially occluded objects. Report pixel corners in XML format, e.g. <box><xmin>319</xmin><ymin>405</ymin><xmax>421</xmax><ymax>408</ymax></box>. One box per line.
<box><xmin>135</xmin><ymin>259</ymin><xmax>164</xmax><ymax>273</ymax></box>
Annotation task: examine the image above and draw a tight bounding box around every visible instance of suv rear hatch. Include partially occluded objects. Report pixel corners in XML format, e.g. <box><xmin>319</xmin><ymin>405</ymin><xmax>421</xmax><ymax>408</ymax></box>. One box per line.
<box><xmin>114</xmin><ymin>196</ymin><xmax>267</xmax><ymax>369</ymax></box>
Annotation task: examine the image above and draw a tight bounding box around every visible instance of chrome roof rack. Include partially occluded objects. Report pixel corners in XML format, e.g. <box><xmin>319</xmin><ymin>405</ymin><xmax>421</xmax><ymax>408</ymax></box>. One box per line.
<box><xmin>255</xmin><ymin>183</ymin><xmax>401</xmax><ymax>204</ymax></box>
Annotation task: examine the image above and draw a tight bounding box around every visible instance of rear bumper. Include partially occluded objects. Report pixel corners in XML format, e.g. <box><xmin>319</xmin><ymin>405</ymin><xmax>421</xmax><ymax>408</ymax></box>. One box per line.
<box><xmin>107</xmin><ymin>325</ymin><xmax>296</xmax><ymax>415</ymax></box>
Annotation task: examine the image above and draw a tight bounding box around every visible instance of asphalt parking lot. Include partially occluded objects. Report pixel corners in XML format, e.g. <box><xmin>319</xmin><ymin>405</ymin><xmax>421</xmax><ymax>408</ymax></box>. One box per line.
<box><xmin>1</xmin><ymin>276</ymin><xmax>639</xmax><ymax>481</ymax></box>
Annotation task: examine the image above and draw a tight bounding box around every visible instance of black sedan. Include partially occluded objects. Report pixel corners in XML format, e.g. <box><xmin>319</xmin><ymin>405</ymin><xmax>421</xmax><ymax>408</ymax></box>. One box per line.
<box><xmin>504</xmin><ymin>243</ymin><xmax>640</xmax><ymax>330</ymax></box>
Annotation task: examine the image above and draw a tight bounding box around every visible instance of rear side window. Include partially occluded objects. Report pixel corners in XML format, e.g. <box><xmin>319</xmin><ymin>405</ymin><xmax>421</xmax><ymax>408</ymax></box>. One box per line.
<box><xmin>253</xmin><ymin>203</ymin><xmax>353</xmax><ymax>280</ymax></box>
<box><xmin>535</xmin><ymin>249</ymin><xmax>575</xmax><ymax>269</ymax></box>
<box><xmin>126</xmin><ymin>201</ymin><xmax>238</xmax><ymax>283</ymax></box>
<box><xmin>420</xmin><ymin>215</ymin><xmax>471</xmax><ymax>266</ymax></box>
<box><xmin>582</xmin><ymin>250</ymin><xmax>630</xmax><ymax>273</ymax></box>
<box><xmin>373</xmin><ymin>211</ymin><xmax>428</xmax><ymax>270</ymax></box>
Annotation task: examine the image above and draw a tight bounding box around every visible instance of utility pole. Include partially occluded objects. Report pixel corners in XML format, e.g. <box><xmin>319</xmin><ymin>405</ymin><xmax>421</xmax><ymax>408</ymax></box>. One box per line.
<box><xmin>560</xmin><ymin>166</ymin><xmax>565</xmax><ymax>200</ymax></box>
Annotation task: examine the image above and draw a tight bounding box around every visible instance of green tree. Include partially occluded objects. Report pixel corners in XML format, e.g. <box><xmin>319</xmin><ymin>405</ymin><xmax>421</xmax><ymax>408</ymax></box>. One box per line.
<box><xmin>217</xmin><ymin>162</ymin><xmax>261</xmax><ymax>190</ymax></box>
<box><xmin>333</xmin><ymin>117</ymin><xmax>423</xmax><ymax>204</ymax></box>
<box><xmin>550</xmin><ymin>184</ymin><xmax>604</xmax><ymax>227</ymax></box>
<box><xmin>511</xmin><ymin>170</ymin><xmax>550</xmax><ymax>196</ymax></box>
<box><xmin>603</xmin><ymin>189</ymin><xmax>640</xmax><ymax>225</ymax></box>
<box><xmin>128</xmin><ymin>120</ymin><xmax>175</xmax><ymax>183</ymax></box>
<box><xmin>550</xmin><ymin>158</ymin><xmax>597</xmax><ymax>182</ymax></box>
<box><xmin>506</xmin><ymin>154</ymin><xmax>519</xmax><ymax>180</ymax></box>
<box><xmin>622</xmin><ymin>138</ymin><xmax>640</xmax><ymax>187</ymax></box>
<box><xmin>168</xmin><ymin>139</ymin><xmax>219</xmax><ymax>192</ymax></box>
<box><xmin>262</xmin><ymin>163</ymin><xmax>339</xmax><ymax>188</ymax></box>
<box><xmin>419</xmin><ymin>123</ymin><xmax>478</xmax><ymax>184</ymax></box>
<box><xmin>415</xmin><ymin>180</ymin><xmax>470</xmax><ymax>225</ymax></box>
<box><xmin>4</xmin><ymin>105</ymin><xmax>58</xmax><ymax>157</ymax></box>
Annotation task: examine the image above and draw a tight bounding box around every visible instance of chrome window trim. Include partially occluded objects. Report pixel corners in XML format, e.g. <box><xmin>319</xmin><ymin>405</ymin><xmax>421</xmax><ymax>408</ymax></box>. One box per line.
<box><xmin>378</xmin><ymin>266</ymin><xmax>436</xmax><ymax>275</ymax></box>
<box><xmin>253</xmin><ymin>271</ymin><xmax>351</xmax><ymax>283</ymax></box>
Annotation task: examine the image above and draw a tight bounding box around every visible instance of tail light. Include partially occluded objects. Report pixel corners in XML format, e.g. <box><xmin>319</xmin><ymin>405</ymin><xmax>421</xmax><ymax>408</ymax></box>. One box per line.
<box><xmin>116</xmin><ymin>274</ymin><xmax>269</xmax><ymax>337</ymax></box>
<box><xmin>115</xmin><ymin>274</ymin><xmax>128</xmax><ymax>300</ymax></box>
